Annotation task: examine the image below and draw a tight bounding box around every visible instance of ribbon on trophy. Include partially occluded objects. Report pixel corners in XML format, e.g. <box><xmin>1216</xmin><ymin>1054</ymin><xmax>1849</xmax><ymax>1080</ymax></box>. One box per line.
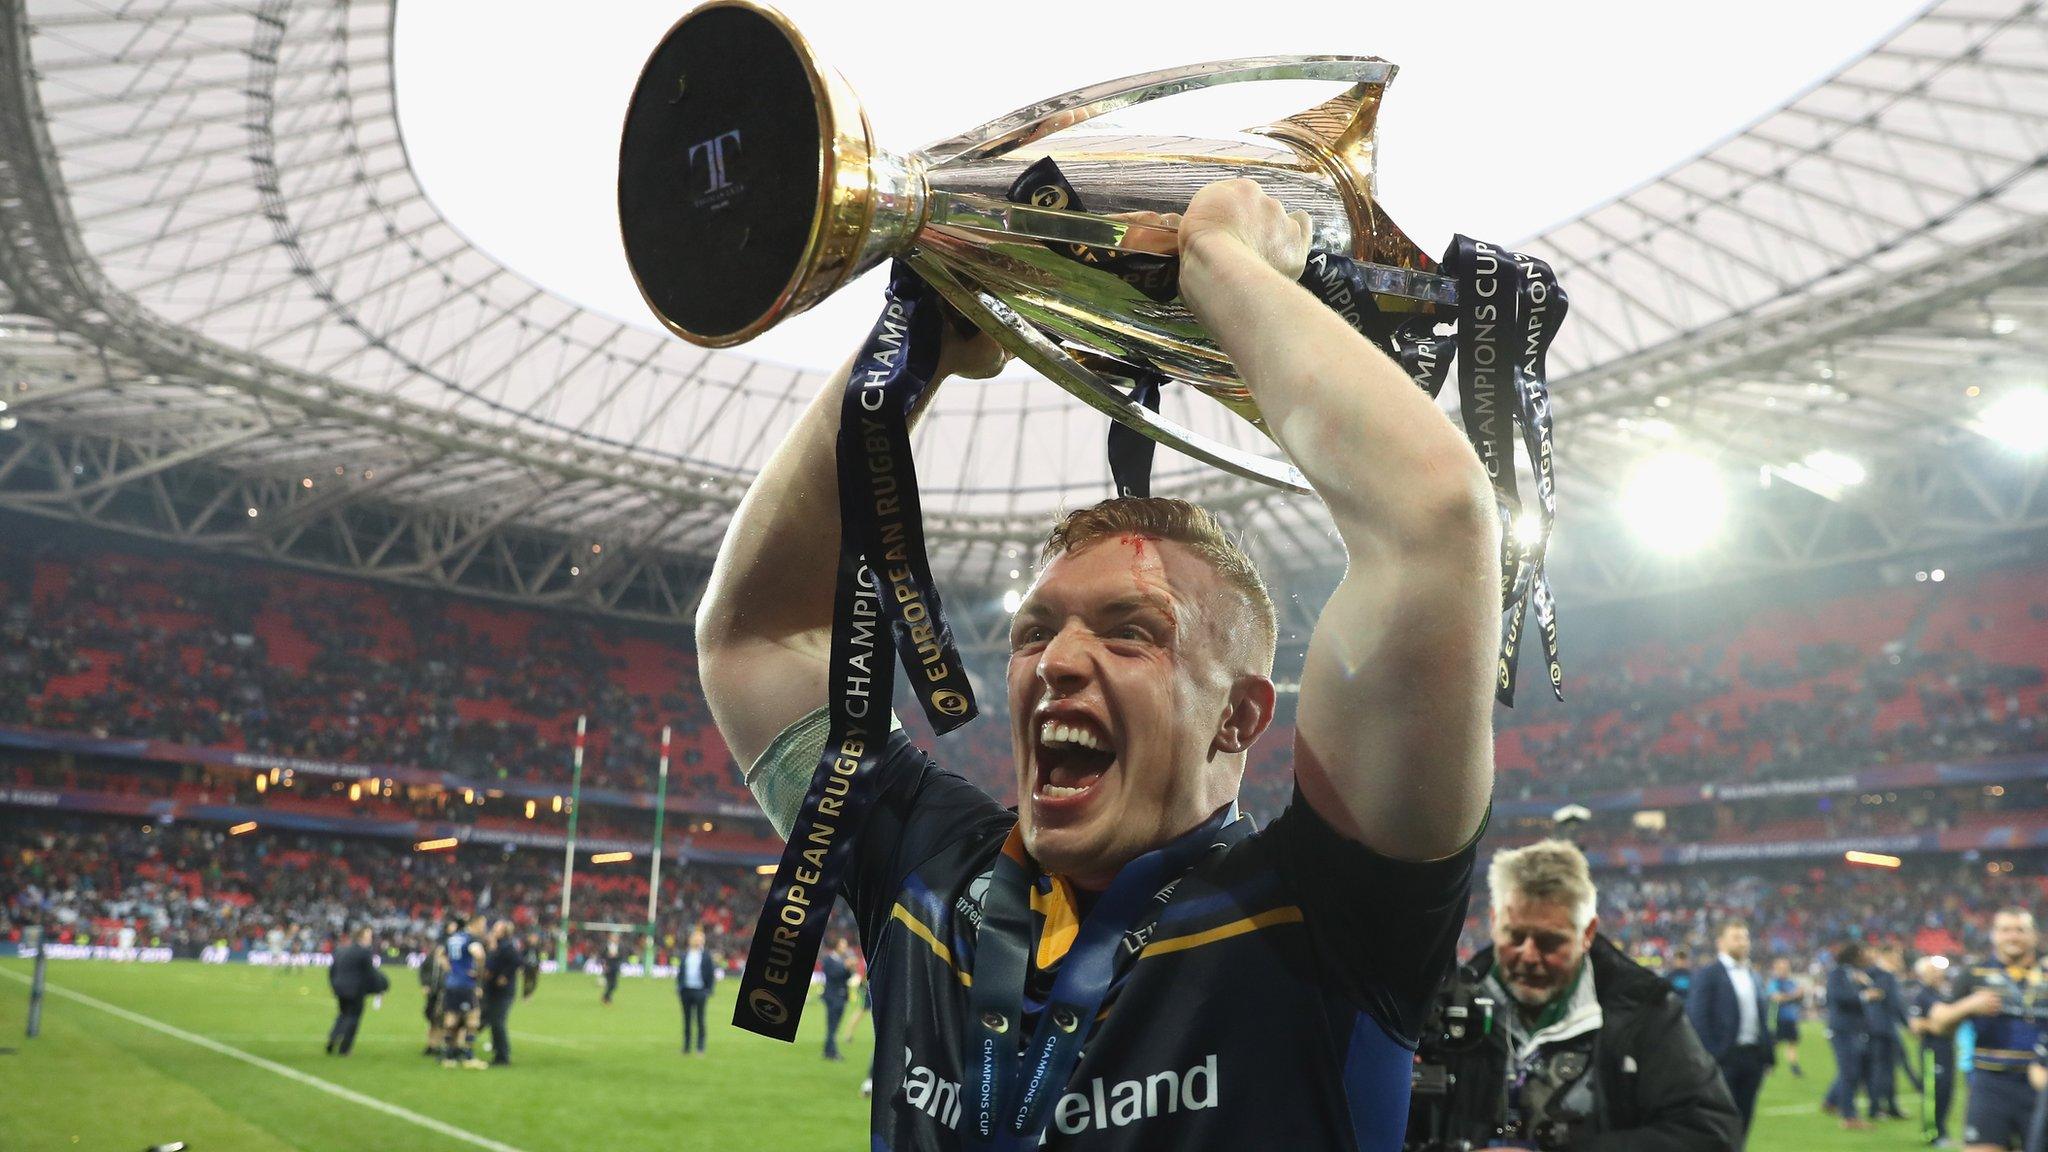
<box><xmin>1105</xmin><ymin>373</ymin><xmax>1165</xmax><ymax>498</ymax></box>
<box><xmin>1006</xmin><ymin>159</ymin><xmax>1177</xmax><ymax>498</ymax></box>
<box><xmin>1300</xmin><ymin>239</ymin><xmax>1567</xmax><ymax>705</ymax></box>
<box><xmin>732</xmin><ymin>263</ymin><xmax>979</xmax><ymax>1041</ymax></box>
<box><xmin>1507</xmin><ymin>251</ymin><xmax>1565</xmax><ymax>703</ymax></box>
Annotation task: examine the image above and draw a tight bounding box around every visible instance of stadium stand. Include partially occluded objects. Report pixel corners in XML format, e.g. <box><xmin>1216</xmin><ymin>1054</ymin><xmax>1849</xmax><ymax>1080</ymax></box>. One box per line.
<box><xmin>2</xmin><ymin>538</ymin><xmax>739</xmax><ymax>801</ymax></box>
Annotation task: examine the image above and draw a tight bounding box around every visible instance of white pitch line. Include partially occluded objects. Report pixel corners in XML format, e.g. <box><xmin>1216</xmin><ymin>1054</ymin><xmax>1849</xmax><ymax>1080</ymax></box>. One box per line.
<box><xmin>0</xmin><ymin>968</ymin><xmax>530</xmax><ymax>1152</ymax></box>
<box><xmin>1760</xmin><ymin>1103</ymin><xmax>1818</xmax><ymax>1116</ymax></box>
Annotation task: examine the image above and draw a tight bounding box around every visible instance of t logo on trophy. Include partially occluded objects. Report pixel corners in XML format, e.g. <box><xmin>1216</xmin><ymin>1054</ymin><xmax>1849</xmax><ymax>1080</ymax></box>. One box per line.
<box><xmin>617</xmin><ymin>0</ymin><xmax>1461</xmax><ymax>493</ymax></box>
<box><xmin>686</xmin><ymin>129</ymin><xmax>744</xmax><ymax>198</ymax></box>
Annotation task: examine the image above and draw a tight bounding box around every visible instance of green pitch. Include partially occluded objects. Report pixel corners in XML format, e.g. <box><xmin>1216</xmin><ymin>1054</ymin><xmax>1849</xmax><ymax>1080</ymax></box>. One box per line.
<box><xmin>0</xmin><ymin>958</ymin><xmax>1957</xmax><ymax>1150</ymax></box>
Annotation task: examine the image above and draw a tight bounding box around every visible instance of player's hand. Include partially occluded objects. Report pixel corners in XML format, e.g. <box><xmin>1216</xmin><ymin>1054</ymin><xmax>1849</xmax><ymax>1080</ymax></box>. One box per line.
<box><xmin>1106</xmin><ymin>210</ymin><xmax>1181</xmax><ymax>257</ymax></box>
<box><xmin>1961</xmin><ymin>988</ymin><xmax>2006</xmax><ymax>1016</ymax></box>
<box><xmin>1178</xmin><ymin>178</ymin><xmax>1311</xmax><ymax>281</ymax></box>
<box><xmin>934</xmin><ymin>307</ymin><xmax>1008</xmax><ymax>381</ymax></box>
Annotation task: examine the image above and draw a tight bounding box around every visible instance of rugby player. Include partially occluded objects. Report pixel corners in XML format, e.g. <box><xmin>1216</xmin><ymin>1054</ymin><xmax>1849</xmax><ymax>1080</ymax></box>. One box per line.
<box><xmin>439</xmin><ymin>913</ymin><xmax>489</xmax><ymax>1070</ymax></box>
<box><xmin>420</xmin><ymin>917</ymin><xmax>455</xmax><ymax>1058</ymax></box>
<box><xmin>700</xmin><ymin>178</ymin><xmax>1499</xmax><ymax>1148</ymax></box>
<box><xmin>1930</xmin><ymin>908</ymin><xmax>2048</xmax><ymax>1151</ymax></box>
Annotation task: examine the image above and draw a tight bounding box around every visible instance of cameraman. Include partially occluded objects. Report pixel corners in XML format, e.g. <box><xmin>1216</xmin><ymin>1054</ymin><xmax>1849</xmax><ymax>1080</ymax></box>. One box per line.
<box><xmin>1465</xmin><ymin>840</ymin><xmax>1739</xmax><ymax>1151</ymax></box>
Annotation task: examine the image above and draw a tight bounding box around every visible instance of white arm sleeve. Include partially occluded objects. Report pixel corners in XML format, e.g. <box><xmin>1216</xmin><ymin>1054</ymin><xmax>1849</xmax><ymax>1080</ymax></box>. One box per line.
<box><xmin>743</xmin><ymin>706</ymin><xmax>901</xmax><ymax>840</ymax></box>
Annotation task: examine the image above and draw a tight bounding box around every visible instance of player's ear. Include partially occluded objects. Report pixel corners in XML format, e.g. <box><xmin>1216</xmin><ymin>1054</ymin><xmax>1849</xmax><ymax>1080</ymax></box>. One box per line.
<box><xmin>1212</xmin><ymin>674</ymin><xmax>1275</xmax><ymax>755</ymax></box>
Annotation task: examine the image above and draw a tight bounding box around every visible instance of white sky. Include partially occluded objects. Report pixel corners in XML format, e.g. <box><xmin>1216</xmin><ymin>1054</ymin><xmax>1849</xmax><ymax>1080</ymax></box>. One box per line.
<box><xmin>393</xmin><ymin>0</ymin><xmax>1929</xmax><ymax>374</ymax></box>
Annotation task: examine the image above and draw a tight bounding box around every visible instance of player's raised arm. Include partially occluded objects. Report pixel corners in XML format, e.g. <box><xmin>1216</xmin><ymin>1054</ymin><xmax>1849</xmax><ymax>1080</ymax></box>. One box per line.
<box><xmin>694</xmin><ymin>332</ymin><xmax>1002</xmax><ymax>773</ymax></box>
<box><xmin>1176</xmin><ymin>179</ymin><xmax>1498</xmax><ymax>862</ymax></box>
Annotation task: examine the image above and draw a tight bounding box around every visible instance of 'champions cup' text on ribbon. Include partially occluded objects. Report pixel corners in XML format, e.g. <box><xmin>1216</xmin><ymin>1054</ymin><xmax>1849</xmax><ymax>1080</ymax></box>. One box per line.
<box><xmin>1297</xmin><ymin>239</ymin><xmax>1566</xmax><ymax>706</ymax></box>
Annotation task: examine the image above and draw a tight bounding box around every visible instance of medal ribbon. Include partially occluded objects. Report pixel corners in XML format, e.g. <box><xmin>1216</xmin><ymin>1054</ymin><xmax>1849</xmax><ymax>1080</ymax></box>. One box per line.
<box><xmin>962</xmin><ymin>806</ymin><xmax>1248</xmax><ymax>1149</ymax></box>
<box><xmin>733</xmin><ymin>264</ymin><xmax>978</xmax><ymax>1041</ymax></box>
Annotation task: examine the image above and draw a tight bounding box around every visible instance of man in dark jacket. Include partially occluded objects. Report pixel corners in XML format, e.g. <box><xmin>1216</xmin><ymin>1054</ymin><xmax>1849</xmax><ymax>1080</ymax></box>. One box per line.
<box><xmin>1864</xmin><ymin>945</ymin><xmax>1909</xmax><ymax>1121</ymax></box>
<box><xmin>600</xmin><ymin>934</ymin><xmax>624</xmax><ymax>1005</ymax></box>
<box><xmin>675</xmin><ymin>926</ymin><xmax>718</xmax><ymax>1055</ymax></box>
<box><xmin>819</xmin><ymin>937</ymin><xmax>855</xmax><ymax>1062</ymax></box>
<box><xmin>1471</xmin><ymin>840</ymin><xmax>1741</xmax><ymax>1152</ymax></box>
<box><xmin>1907</xmin><ymin>955</ymin><xmax>1957</xmax><ymax>1146</ymax></box>
<box><xmin>520</xmin><ymin>930</ymin><xmax>543</xmax><ymax>999</ymax></box>
<box><xmin>1823</xmin><ymin>941</ymin><xmax>1878</xmax><ymax>1129</ymax></box>
<box><xmin>1685</xmin><ymin>919</ymin><xmax>1775</xmax><ymax>1140</ymax></box>
<box><xmin>480</xmin><ymin>920</ymin><xmax>521</xmax><ymax>1066</ymax></box>
<box><xmin>325</xmin><ymin>926</ymin><xmax>386</xmax><ymax>1056</ymax></box>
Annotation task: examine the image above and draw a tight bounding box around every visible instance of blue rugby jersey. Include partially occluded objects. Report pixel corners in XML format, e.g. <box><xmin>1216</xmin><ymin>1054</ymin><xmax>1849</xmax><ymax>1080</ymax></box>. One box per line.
<box><xmin>1767</xmin><ymin>976</ymin><xmax>1801</xmax><ymax>1027</ymax></box>
<box><xmin>443</xmin><ymin>930</ymin><xmax>478</xmax><ymax>991</ymax></box>
<box><xmin>1949</xmin><ymin>960</ymin><xmax>2048</xmax><ymax>1075</ymax></box>
<box><xmin>841</xmin><ymin>732</ymin><xmax>1476</xmax><ymax>1151</ymax></box>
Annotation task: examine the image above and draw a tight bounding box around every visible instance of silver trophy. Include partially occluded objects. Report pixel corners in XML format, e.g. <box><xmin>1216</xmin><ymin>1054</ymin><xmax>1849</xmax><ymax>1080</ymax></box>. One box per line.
<box><xmin>619</xmin><ymin>0</ymin><xmax>1455</xmax><ymax>492</ymax></box>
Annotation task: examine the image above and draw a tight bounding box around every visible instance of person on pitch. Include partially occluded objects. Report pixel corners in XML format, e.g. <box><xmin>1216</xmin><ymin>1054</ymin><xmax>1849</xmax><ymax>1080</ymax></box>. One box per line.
<box><xmin>1823</xmin><ymin>940</ymin><xmax>1880</xmax><ymax>1129</ymax></box>
<box><xmin>1685</xmin><ymin>918</ymin><xmax>1775</xmax><ymax>1139</ymax></box>
<box><xmin>420</xmin><ymin>917</ymin><xmax>455</xmax><ymax>1058</ymax></box>
<box><xmin>700</xmin><ymin>179</ymin><xmax>1499</xmax><ymax>1149</ymax></box>
<box><xmin>1908</xmin><ymin>955</ymin><xmax>1958</xmax><ymax>1147</ymax></box>
<box><xmin>676</xmin><ymin>926</ymin><xmax>719</xmax><ymax>1055</ymax></box>
<box><xmin>438</xmin><ymin>913</ymin><xmax>488</xmax><ymax>1070</ymax></box>
<box><xmin>480</xmin><ymin>919</ymin><xmax>521</xmax><ymax>1066</ymax></box>
<box><xmin>820</xmin><ymin>936</ymin><xmax>856</xmax><ymax>1062</ymax></box>
<box><xmin>600</xmin><ymin>932</ymin><xmax>625</xmax><ymax>1005</ymax></box>
<box><xmin>325</xmin><ymin>925</ymin><xmax>386</xmax><ymax>1056</ymax></box>
<box><xmin>1930</xmin><ymin>908</ymin><xmax>2048</xmax><ymax>1152</ymax></box>
<box><xmin>1766</xmin><ymin>955</ymin><xmax>1805</xmax><ymax>1078</ymax></box>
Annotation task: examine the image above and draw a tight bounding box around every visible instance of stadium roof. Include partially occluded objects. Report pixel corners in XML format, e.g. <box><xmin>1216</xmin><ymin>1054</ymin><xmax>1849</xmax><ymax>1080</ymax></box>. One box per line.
<box><xmin>2</xmin><ymin>0</ymin><xmax>2046</xmax><ymax>644</ymax></box>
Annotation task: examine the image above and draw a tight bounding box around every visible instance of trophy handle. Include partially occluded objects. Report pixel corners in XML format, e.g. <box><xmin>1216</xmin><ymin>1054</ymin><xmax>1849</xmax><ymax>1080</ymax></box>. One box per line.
<box><xmin>921</xmin><ymin>56</ymin><xmax>1396</xmax><ymax>168</ymax></box>
<box><xmin>906</xmin><ymin>253</ymin><xmax>1312</xmax><ymax>495</ymax></box>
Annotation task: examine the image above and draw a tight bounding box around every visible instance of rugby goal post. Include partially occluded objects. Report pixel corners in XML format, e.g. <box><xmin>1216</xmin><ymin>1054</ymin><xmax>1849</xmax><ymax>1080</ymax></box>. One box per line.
<box><xmin>555</xmin><ymin>718</ymin><xmax>674</xmax><ymax>972</ymax></box>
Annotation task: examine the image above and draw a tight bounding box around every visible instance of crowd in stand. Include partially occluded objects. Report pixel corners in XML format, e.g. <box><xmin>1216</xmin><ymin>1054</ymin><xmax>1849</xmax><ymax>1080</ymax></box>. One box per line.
<box><xmin>0</xmin><ymin>546</ymin><xmax>735</xmax><ymax>803</ymax></box>
<box><xmin>1499</xmin><ymin>644</ymin><xmax>2048</xmax><ymax>798</ymax></box>
<box><xmin>0</xmin><ymin>813</ymin><xmax>767</xmax><ymax>964</ymax></box>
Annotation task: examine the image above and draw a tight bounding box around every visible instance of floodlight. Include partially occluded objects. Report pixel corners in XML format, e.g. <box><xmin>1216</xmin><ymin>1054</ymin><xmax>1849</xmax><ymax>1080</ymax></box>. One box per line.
<box><xmin>1801</xmin><ymin>450</ymin><xmax>1866</xmax><ymax>487</ymax></box>
<box><xmin>1975</xmin><ymin>388</ymin><xmax>2048</xmax><ymax>454</ymax></box>
<box><xmin>1001</xmin><ymin>589</ymin><xmax>1023</xmax><ymax>614</ymax></box>
<box><xmin>1621</xmin><ymin>451</ymin><xmax>1726</xmax><ymax>555</ymax></box>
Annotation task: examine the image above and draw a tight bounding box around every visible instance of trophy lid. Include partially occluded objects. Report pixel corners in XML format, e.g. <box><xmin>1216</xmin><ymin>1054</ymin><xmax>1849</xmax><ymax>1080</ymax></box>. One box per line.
<box><xmin>619</xmin><ymin>1</ymin><xmax>876</xmax><ymax>347</ymax></box>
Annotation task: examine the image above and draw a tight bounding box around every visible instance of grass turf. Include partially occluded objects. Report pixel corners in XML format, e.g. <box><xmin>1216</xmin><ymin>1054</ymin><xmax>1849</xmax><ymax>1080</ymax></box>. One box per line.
<box><xmin>0</xmin><ymin>957</ymin><xmax>1958</xmax><ymax>1150</ymax></box>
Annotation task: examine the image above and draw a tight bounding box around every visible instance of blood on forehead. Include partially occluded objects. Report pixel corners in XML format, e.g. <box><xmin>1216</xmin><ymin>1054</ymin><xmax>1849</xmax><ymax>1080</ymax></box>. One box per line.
<box><xmin>1116</xmin><ymin>532</ymin><xmax>1169</xmax><ymax>580</ymax></box>
<box><xmin>1026</xmin><ymin>533</ymin><xmax>1196</xmax><ymax>639</ymax></box>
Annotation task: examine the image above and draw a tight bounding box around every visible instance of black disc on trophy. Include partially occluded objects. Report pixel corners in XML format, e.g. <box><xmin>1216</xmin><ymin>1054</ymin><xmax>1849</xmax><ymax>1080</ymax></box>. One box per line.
<box><xmin>619</xmin><ymin>3</ymin><xmax>822</xmax><ymax>344</ymax></box>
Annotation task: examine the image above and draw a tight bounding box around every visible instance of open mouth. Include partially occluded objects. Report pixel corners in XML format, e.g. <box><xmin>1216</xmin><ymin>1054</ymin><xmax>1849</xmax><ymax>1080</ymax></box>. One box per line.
<box><xmin>1033</xmin><ymin>717</ymin><xmax>1117</xmax><ymax>804</ymax></box>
